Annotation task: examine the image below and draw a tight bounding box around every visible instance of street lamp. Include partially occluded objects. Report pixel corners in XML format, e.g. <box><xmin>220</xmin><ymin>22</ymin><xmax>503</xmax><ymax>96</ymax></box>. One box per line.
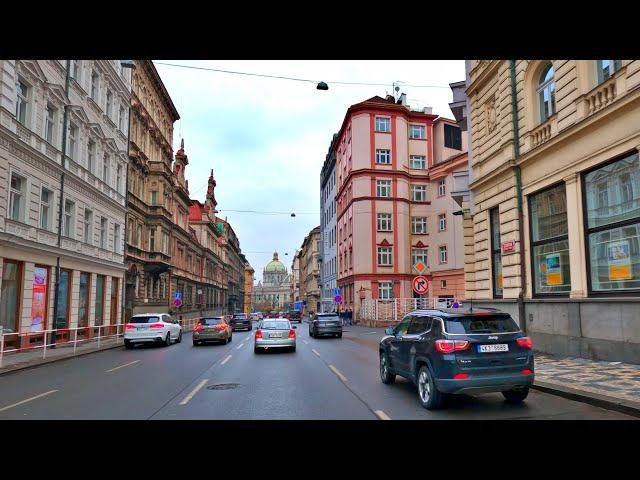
<box><xmin>316</xmin><ymin>81</ymin><xmax>329</xmax><ymax>91</ymax></box>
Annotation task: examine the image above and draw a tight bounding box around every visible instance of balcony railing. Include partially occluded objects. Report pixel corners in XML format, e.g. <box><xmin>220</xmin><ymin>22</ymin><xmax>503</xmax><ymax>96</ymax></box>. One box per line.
<box><xmin>585</xmin><ymin>79</ymin><xmax>617</xmax><ymax>116</ymax></box>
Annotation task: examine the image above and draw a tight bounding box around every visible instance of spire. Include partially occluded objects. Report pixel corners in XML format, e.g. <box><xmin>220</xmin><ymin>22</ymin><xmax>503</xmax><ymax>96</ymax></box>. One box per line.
<box><xmin>180</xmin><ymin>138</ymin><xmax>184</xmax><ymax>150</ymax></box>
<box><xmin>273</xmin><ymin>251</ymin><xmax>279</xmax><ymax>261</ymax></box>
<box><xmin>206</xmin><ymin>167</ymin><xmax>217</xmax><ymax>209</ymax></box>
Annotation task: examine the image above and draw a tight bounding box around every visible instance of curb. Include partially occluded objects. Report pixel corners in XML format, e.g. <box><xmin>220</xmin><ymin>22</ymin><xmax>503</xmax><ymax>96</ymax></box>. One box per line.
<box><xmin>532</xmin><ymin>380</ymin><xmax>640</xmax><ymax>419</ymax></box>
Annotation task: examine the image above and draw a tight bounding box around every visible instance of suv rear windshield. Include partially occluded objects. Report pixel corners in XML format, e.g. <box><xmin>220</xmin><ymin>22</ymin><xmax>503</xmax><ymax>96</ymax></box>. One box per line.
<box><xmin>129</xmin><ymin>316</ymin><xmax>160</xmax><ymax>324</ymax></box>
<box><xmin>200</xmin><ymin>318</ymin><xmax>223</xmax><ymax>325</ymax></box>
<box><xmin>234</xmin><ymin>314</ymin><xmax>247</xmax><ymax>319</ymax></box>
<box><xmin>317</xmin><ymin>315</ymin><xmax>339</xmax><ymax>322</ymax></box>
<box><xmin>444</xmin><ymin>315</ymin><xmax>519</xmax><ymax>334</ymax></box>
<box><xmin>261</xmin><ymin>321</ymin><xmax>290</xmax><ymax>330</ymax></box>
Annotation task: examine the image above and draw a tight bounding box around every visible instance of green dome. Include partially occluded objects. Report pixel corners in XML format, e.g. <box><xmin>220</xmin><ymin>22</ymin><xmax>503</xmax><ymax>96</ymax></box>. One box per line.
<box><xmin>265</xmin><ymin>252</ymin><xmax>286</xmax><ymax>273</ymax></box>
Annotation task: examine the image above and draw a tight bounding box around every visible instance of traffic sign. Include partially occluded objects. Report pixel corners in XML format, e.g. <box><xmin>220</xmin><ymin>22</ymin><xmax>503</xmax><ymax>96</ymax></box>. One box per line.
<box><xmin>413</xmin><ymin>261</ymin><xmax>427</xmax><ymax>274</ymax></box>
<box><xmin>334</xmin><ymin>288</ymin><xmax>341</xmax><ymax>296</ymax></box>
<box><xmin>334</xmin><ymin>295</ymin><xmax>342</xmax><ymax>303</ymax></box>
<box><xmin>174</xmin><ymin>292</ymin><xmax>182</xmax><ymax>300</ymax></box>
<box><xmin>412</xmin><ymin>276</ymin><xmax>430</xmax><ymax>295</ymax></box>
<box><xmin>174</xmin><ymin>298</ymin><xmax>183</xmax><ymax>308</ymax></box>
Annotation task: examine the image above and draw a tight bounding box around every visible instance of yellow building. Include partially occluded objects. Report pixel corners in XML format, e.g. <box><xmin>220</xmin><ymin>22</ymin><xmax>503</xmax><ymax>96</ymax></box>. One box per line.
<box><xmin>464</xmin><ymin>60</ymin><xmax>640</xmax><ymax>363</ymax></box>
<box><xmin>243</xmin><ymin>261</ymin><xmax>254</xmax><ymax>314</ymax></box>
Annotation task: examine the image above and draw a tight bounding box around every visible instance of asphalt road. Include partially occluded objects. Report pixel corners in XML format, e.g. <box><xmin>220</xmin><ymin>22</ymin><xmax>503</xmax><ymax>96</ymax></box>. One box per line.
<box><xmin>0</xmin><ymin>321</ymin><xmax>634</xmax><ymax>420</ymax></box>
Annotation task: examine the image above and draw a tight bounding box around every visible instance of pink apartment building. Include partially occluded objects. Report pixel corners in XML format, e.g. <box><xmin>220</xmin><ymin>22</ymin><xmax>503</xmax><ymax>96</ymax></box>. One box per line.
<box><xmin>335</xmin><ymin>95</ymin><xmax>468</xmax><ymax>316</ymax></box>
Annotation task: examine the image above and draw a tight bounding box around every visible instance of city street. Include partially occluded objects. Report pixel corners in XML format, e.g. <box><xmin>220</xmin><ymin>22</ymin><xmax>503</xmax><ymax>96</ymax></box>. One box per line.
<box><xmin>0</xmin><ymin>321</ymin><xmax>634</xmax><ymax>420</ymax></box>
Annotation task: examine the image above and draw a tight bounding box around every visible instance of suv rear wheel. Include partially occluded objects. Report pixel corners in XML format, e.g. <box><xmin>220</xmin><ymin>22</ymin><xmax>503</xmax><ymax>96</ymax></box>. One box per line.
<box><xmin>502</xmin><ymin>387</ymin><xmax>529</xmax><ymax>403</ymax></box>
<box><xmin>380</xmin><ymin>352</ymin><xmax>396</xmax><ymax>384</ymax></box>
<box><xmin>417</xmin><ymin>365</ymin><xmax>444</xmax><ymax>410</ymax></box>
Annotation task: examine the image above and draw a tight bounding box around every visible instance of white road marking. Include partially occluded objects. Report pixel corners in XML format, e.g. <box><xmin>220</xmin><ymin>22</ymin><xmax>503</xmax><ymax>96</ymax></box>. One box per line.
<box><xmin>311</xmin><ymin>349</ymin><xmax>321</xmax><ymax>357</ymax></box>
<box><xmin>365</xmin><ymin>331</ymin><xmax>378</xmax><ymax>335</ymax></box>
<box><xmin>236</xmin><ymin>343</ymin><xmax>245</xmax><ymax>350</ymax></box>
<box><xmin>221</xmin><ymin>354</ymin><xmax>232</xmax><ymax>365</ymax></box>
<box><xmin>179</xmin><ymin>379</ymin><xmax>208</xmax><ymax>405</ymax></box>
<box><xmin>105</xmin><ymin>360</ymin><xmax>140</xmax><ymax>373</ymax></box>
<box><xmin>375</xmin><ymin>410</ymin><xmax>391</xmax><ymax>420</ymax></box>
<box><xmin>329</xmin><ymin>365</ymin><xmax>348</xmax><ymax>383</ymax></box>
<box><xmin>302</xmin><ymin>340</ymin><xmax>309</xmax><ymax>345</ymax></box>
<box><xmin>0</xmin><ymin>390</ymin><xmax>58</xmax><ymax>413</ymax></box>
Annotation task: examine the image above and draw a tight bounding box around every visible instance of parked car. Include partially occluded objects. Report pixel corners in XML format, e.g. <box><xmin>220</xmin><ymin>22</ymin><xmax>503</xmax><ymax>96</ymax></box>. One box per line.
<box><xmin>379</xmin><ymin>308</ymin><xmax>534</xmax><ymax>410</ymax></box>
<box><xmin>309</xmin><ymin>313</ymin><xmax>342</xmax><ymax>338</ymax></box>
<box><xmin>124</xmin><ymin>313</ymin><xmax>182</xmax><ymax>349</ymax></box>
<box><xmin>231</xmin><ymin>313</ymin><xmax>252</xmax><ymax>331</ymax></box>
<box><xmin>193</xmin><ymin>317</ymin><xmax>232</xmax><ymax>346</ymax></box>
<box><xmin>254</xmin><ymin>318</ymin><xmax>297</xmax><ymax>353</ymax></box>
<box><xmin>288</xmin><ymin>310</ymin><xmax>302</xmax><ymax>323</ymax></box>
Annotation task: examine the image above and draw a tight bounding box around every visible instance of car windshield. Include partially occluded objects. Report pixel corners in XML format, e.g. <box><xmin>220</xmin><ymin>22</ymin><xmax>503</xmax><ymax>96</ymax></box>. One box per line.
<box><xmin>261</xmin><ymin>321</ymin><xmax>290</xmax><ymax>330</ymax></box>
<box><xmin>129</xmin><ymin>316</ymin><xmax>160</xmax><ymax>324</ymax></box>
<box><xmin>200</xmin><ymin>318</ymin><xmax>223</xmax><ymax>325</ymax></box>
<box><xmin>234</xmin><ymin>314</ymin><xmax>246</xmax><ymax>318</ymax></box>
<box><xmin>444</xmin><ymin>315</ymin><xmax>519</xmax><ymax>334</ymax></box>
<box><xmin>317</xmin><ymin>315</ymin><xmax>339</xmax><ymax>322</ymax></box>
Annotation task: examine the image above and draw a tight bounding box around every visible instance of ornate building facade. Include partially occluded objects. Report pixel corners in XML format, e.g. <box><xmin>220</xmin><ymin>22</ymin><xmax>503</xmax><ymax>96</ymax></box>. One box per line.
<box><xmin>252</xmin><ymin>252</ymin><xmax>292</xmax><ymax>311</ymax></box>
<box><xmin>300</xmin><ymin>227</ymin><xmax>321</xmax><ymax>314</ymax></box>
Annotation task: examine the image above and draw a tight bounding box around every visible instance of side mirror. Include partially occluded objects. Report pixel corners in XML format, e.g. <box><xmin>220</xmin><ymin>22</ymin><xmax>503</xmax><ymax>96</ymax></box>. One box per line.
<box><xmin>385</xmin><ymin>327</ymin><xmax>395</xmax><ymax>336</ymax></box>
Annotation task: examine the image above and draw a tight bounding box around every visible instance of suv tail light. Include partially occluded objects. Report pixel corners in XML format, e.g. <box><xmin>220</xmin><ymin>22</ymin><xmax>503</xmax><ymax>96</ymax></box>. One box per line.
<box><xmin>255</xmin><ymin>330</ymin><xmax>263</xmax><ymax>339</ymax></box>
<box><xmin>214</xmin><ymin>324</ymin><xmax>226</xmax><ymax>330</ymax></box>
<box><xmin>194</xmin><ymin>324</ymin><xmax>204</xmax><ymax>332</ymax></box>
<box><xmin>435</xmin><ymin>339</ymin><xmax>470</xmax><ymax>353</ymax></box>
<box><xmin>522</xmin><ymin>369</ymin><xmax>533</xmax><ymax>375</ymax></box>
<box><xmin>125</xmin><ymin>324</ymin><xmax>136</xmax><ymax>330</ymax></box>
<box><xmin>453</xmin><ymin>373</ymin><xmax>469</xmax><ymax>380</ymax></box>
<box><xmin>516</xmin><ymin>337</ymin><xmax>533</xmax><ymax>349</ymax></box>
<box><xmin>288</xmin><ymin>329</ymin><xmax>296</xmax><ymax>339</ymax></box>
<box><xmin>150</xmin><ymin>323</ymin><xmax>164</xmax><ymax>329</ymax></box>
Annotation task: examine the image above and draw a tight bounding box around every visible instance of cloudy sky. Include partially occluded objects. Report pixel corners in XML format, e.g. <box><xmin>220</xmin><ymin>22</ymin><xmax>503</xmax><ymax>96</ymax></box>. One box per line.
<box><xmin>154</xmin><ymin>60</ymin><xmax>465</xmax><ymax>282</ymax></box>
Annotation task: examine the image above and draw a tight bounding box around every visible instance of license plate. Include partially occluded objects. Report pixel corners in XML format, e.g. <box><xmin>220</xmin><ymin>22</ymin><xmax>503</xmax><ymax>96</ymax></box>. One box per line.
<box><xmin>478</xmin><ymin>344</ymin><xmax>508</xmax><ymax>353</ymax></box>
<box><xmin>137</xmin><ymin>326</ymin><xmax>147</xmax><ymax>331</ymax></box>
<box><xmin>270</xmin><ymin>333</ymin><xmax>283</xmax><ymax>338</ymax></box>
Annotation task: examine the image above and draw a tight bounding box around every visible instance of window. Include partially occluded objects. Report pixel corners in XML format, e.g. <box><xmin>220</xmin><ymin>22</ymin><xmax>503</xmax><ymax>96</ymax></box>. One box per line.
<box><xmin>439</xmin><ymin>214</ymin><xmax>447</xmax><ymax>231</ymax></box>
<box><xmin>84</xmin><ymin>209</ymin><xmax>93</xmax><ymax>244</ymax></box>
<box><xmin>45</xmin><ymin>103</ymin><xmax>56</xmax><ymax>144</ymax></box>
<box><xmin>103</xmin><ymin>154</ymin><xmax>110</xmax><ymax>185</ymax></box>
<box><xmin>149</xmin><ymin>228</ymin><xmax>156</xmax><ymax>251</ymax></box>
<box><xmin>378</xmin><ymin>281</ymin><xmax>393</xmax><ymax>300</ymax></box>
<box><xmin>87</xmin><ymin>139</ymin><xmax>95</xmax><ymax>173</ymax></box>
<box><xmin>409</xmin><ymin>124</ymin><xmax>425</xmax><ymax>139</ymax></box>
<box><xmin>537</xmin><ymin>64</ymin><xmax>556</xmax><ymax>123</ymax></box>
<box><xmin>375</xmin><ymin>117</ymin><xmax>391</xmax><ymax>132</ymax></box>
<box><xmin>16</xmin><ymin>81</ymin><xmax>28</xmax><ymax>125</ymax></box>
<box><xmin>151</xmin><ymin>191</ymin><xmax>158</xmax><ymax>205</ymax></box>
<box><xmin>116</xmin><ymin>164</ymin><xmax>122</xmax><ymax>193</ymax></box>
<box><xmin>489</xmin><ymin>208</ymin><xmax>503</xmax><ymax>298</ymax></box>
<box><xmin>439</xmin><ymin>246</ymin><xmax>448</xmax><ymax>263</ymax></box>
<box><xmin>119</xmin><ymin>105</ymin><xmax>126</xmax><ymax>131</ymax></box>
<box><xmin>39</xmin><ymin>187</ymin><xmax>53</xmax><ymax>230</ymax></box>
<box><xmin>95</xmin><ymin>275</ymin><xmax>105</xmax><ymax>326</ymax></box>
<box><xmin>376</xmin><ymin>180</ymin><xmax>391</xmax><ymax>198</ymax></box>
<box><xmin>407</xmin><ymin>316</ymin><xmax>431</xmax><ymax>334</ymax></box>
<box><xmin>529</xmin><ymin>183</ymin><xmax>570</xmax><ymax>294</ymax></box>
<box><xmin>63</xmin><ymin>200</ymin><xmax>74</xmax><ymax>237</ymax></box>
<box><xmin>438</xmin><ymin>179</ymin><xmax>446</xmax><ymax>196</ymax></box>
<box><xmin>91</xmin><ymin>70</ymin><xmax>99</xmax><ymax>101</ymax></box>
<box><xmin>9</xmin><ymin>172</ymin><xmax>26</xmax><ymax>221</ymax></box>
<box><xmin>136</xmin><ymin>225</ymin><xmax>142</xmax><ymax>248</ymax></box>
<box><xmin>377</xmin><ymin>213</ymin><xmax>392</xmax><ymax>231</ymax></box>
<box><xmin>110</xmin><ymin>277</ymin><xmax>119</xmax><ymax>325</ymax></box>
<box><xmin>597</xmin><ymin>60</ymin><xmax>622</xmax><ymax>84</ymax></box>
<box><xmin>376</xmin><ymin>149</ymin><xmax>391</xmax><ymax>164</ymax></box>
<box><xmin>0</xmin><ymin>260</ymin><xmax>22</xmax><ymax>333</ymax></box>
<box><xmin>100</xmin><ymin>217</ymin><xmax>107</xmax><ymax>248</ymax></box>
<box><xmin>114</xmin><ymin>224</ymin><xmax>121</xmax><ymax>253</ymax></box>
<box><xmin>106</xmin><ymin>89</ymin><xmax>113</xmax><ymax>117</ymax></box>
<box><xmin>441</xmin><ymin>280</ymin><xmax>447</xmax><ymax>289</ymax></box>
<box><xmin>444</xmin><ymin>123</ymin><xmax>462</xmax><ymax>150</ymax></box>
<box><xmin>412</xmin><ymin>248</ymin><xmax>428</xmax><ymax>267</ymax></box>
<box><xmin>162</xmin><ymin>232</ymin><xmax>169</xmax><ymax>254</ymax></box>
<box><xmin>71</xmin><ymin>60</ymin><xmax>80</xmax><ymax>80</ymax></box>
<box><xmin>78</xmin><ymin>272</ymin><xmax>90</xmax><ymax>328</ymax></box>
<box><xmin>55</xmin><ymin>269</ymin><xmax>71</xmax><ymax>329</ymax></box>
<box><xmin>412</xmin><ymin>185</ymin><xmax>427</xmax><ymax>202</ymax></box>
<box><xmin>377</xmin><ymin>247</ymin><xmax>392</xmax><ymax>266</ymax></box>
<box><xmin>412</xmin><ymin>216</ymin><xmax>427</xmax><ymax>234</ymax></box>
<box><xmin>68</xmin><ymin>123</ymin><xmax>78</xmax><ymax>159</ymax></box>
<box><xmin>410</xmin><ymin>155</ymin><xmax>426</xmax><ymax>169</ymax></box>
<box><xmin>584</xmin><ymin>152</ymin><xmax>640</xmax><ymax>293</ymax></box>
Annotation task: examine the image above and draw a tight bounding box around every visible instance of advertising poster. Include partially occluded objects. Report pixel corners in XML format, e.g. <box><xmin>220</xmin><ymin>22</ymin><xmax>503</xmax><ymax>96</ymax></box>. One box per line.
<box><xmin>31</xmin><ymin>267</ymin><xmax>48</xmax><ymax>332</ymax></box>
<box><xmin>608</xmin><ymin>240</ymin><xmax>632</xmax><ymax>281</ymax></box>
<box><xmin>545</xmin><ymin>253</ymin><xmax>562</xmax><ymax>286</ymax></box>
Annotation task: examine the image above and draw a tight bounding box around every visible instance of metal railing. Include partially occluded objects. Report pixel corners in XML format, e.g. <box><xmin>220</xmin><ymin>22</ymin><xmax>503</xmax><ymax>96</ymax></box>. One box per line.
<box><xmin>0</xmin><ymin>317</ymin><xmax>201</xmax><ymax>369</ymax></box>
<box><xmin>359</xmin><ymin>298</ymin><xmax>438</xmax><ymax>326</ymax></box>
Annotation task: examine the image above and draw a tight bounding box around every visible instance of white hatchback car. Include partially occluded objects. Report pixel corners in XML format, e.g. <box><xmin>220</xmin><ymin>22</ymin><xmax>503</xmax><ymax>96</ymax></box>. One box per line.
<box><xmin>124</xmin><ymin>313</ymin><xmax>182</xmax><ymax>349</ymax></box>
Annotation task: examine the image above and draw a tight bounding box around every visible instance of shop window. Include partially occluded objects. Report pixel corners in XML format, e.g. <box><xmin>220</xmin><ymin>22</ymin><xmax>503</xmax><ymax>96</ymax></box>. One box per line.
<box><xmin>0</xmin><ymin>260</ymin><xmax>23</xmax><ymax>333</ymax></box>
<box><xmin>95</xmin><ymin>275</ymin><xmax>105</xmax><ymax>326</ymax></box>
<box><xmin>55</xmin><ymin>269</ymin><xmax>72</xmax><ymax>329</ymax></box>
<box><xmin>490</xmin><ymin>208</ymin><xmax>503</xmax><ymax>298</ymax></box>
<box><xmin>78</xmin><ymin>272</ymin><xmax>90</xmax><ymax>328</ymax></box>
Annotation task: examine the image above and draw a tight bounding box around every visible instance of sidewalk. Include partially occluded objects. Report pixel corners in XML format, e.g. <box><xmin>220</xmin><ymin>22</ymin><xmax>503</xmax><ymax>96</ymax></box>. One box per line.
<box><xmin>348</xmin><ymin>322</ymin><xmax>640</xmax><ymax>417</ymax></box>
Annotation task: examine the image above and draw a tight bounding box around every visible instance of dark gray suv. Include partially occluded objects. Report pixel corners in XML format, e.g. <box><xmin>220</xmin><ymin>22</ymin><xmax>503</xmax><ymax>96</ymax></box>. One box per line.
<box><xmin>379</xmin><ymin>308</ymin><xmax>534</xmax><ymax>410</ymax></box>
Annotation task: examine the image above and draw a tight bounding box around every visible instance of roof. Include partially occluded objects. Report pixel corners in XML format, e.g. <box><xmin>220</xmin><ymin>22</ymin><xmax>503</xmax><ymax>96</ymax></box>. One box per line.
<box><xmin>410</xmin><ymin>307</ymin><xmax>507</xmax><ymax>318</ymax></box>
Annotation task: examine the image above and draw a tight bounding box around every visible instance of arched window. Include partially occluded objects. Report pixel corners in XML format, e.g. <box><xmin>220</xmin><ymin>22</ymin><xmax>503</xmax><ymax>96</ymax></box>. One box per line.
<box><xmin>537</xmin><ymin>64</ymin><xmax>556</xmax><ymax>123</ymax></box>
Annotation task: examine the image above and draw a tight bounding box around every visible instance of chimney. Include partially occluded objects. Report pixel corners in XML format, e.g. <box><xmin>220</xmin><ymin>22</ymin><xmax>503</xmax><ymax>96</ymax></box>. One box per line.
<box><xmin>386</xmin><ymin>94</ymin><xmax>395</xmax><ymax>102</ymax></box>
<box><xmin>397</xmin><ymin>93</ymin><xmax>407</xmax><ymax>106</ymax></box>
<box><xmin>423</xmin><ymin>106</ymin><xmax>433</xmax><ymax>114</ymax></box>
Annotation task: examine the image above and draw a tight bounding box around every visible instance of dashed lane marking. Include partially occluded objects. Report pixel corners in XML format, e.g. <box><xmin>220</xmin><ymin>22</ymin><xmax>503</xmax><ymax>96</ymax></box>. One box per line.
<box><xmin>179</xmin><ymin>379</ymin><xmax>208</xmax><ymax>406</ymax></box>
<box><xmin>105</xmin><ymin>360</ymin><xmax>140</xmax><ymax>373</ymax></box>
<box><xmin>329</xmin><ymin>365</ymin><xmax>348</xmax><ymax>383</ymax></box>
<box><xmin>302</xmin><ymin>340</ymin><xmax>309</xmax><ymax>345</ymax></box>
<box><xmin>375</xmin><ymin>410</ymin><xmax>391</xmax><ymax>420</ymax></box>
<box><xmin>311</xmin><ymin>349</ymin><xmax>321</xmax><ymax>357</ymax></box>
<box><xmin>221</xmin><ymin>355</ymin><xmax>232</xmax><ymax>365</ymax></box>
<box><xmin>0</xmin><ymin>390</ymin><xmax>58</xmax><ymax>413</ymax></box>
<box><xmin>236</xmin><ymin>343</ymin><xmax>245</xmax><ymax>350</ymax></box>
<box><xmin>365</xmin><ymin>331</ymin><xmax>378</xmax><ymax>335</ymax></box>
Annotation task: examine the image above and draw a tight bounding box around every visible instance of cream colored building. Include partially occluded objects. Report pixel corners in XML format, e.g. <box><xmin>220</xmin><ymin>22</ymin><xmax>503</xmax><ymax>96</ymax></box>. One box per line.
<box><xmin>252</xmin><ymin>252</ymin><xmax>292</xmax><ymax>311</ymax></box>
<box><xmin>465</xmin><ymin>60</ymin><xmax>640</xmax><ymax>362</ymax></box>
<box><xmin>0</xmin><ymin>60</ymin><xmax>131</xmax><ymax>348</ymax></box>
<box><xmin>300</xmin><ymin>226</ymin><xmax>321</xmax><ymax>314</ymax></box>
<box><xmin>243</xmin><ymin>260</ymin><xmax>254</xmax><ymax>314</ymax></box>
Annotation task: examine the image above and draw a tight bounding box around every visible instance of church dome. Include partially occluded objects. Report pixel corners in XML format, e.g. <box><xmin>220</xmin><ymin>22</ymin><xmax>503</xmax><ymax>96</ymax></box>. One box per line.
<box><xmin>264</xmin><ymin>251</ymin><xmax>287</xmax><ymax>273</ymax></box>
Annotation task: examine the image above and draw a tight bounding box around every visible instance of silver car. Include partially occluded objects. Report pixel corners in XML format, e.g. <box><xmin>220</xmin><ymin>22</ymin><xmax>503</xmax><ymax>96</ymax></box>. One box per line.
<box><xmin>254</xmin><ymin>318</ymin><xmax>296</xmax><ymax>353</ymax></box>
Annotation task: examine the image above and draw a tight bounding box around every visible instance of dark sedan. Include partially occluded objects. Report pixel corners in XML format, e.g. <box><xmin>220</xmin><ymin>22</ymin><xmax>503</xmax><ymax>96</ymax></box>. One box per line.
<box><xmin>309</xmin><ymin>313</ymin><xmax>342</xmax><ymax>338</ymax></box>
<box><xmin>231</xmin><ymin>313</ymin><xmax>252</xmax><ymax>331</ymax></box>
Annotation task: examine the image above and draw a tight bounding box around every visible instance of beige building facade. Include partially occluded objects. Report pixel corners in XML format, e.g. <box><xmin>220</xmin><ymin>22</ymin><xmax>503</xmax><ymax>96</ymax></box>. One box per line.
<box><xmin>300</xmin><ymin>227</ymin><xmax>321</xmax><ymax>314</ymax></box>
<box><xmin>243</xmin><ymin>261</ymin><xmax>254</xmax><ymax>314</ymax></box>
<box><xmin>465</xmin><ymin>59</ymin><xmax>640</xmax><ymax>363</ymax></box>
<box><xmin>0</xmin><ymin>60</ymin><xmax>131</xmax><ymax>349</ymax></box>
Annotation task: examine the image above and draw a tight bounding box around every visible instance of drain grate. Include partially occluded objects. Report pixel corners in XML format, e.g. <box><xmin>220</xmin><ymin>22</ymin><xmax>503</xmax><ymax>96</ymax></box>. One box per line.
<box><xmin>207</xmin><ymin>383</ymin><xmax>242</xmax><ymax>390</ymax></box>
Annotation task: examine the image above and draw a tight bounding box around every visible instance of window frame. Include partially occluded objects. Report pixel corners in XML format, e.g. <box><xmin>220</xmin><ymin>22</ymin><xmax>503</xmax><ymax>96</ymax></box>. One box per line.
<box><xmin>376</xmin><ymin>212</ymin><xmax>392</xmax><ymax>232</ymax></box>
<box><xmin>84</xmin><ymin>208</ymin><xmax>93</xmax><ymax>244</ymax></box>
<box><xmin>377</xmin><ymin>246</ymin><xmax>393</xmax><ymax>266</ymax></box>
<box><xmin>39</xmin><ymin>186</ymin><xmax>53</xmax><ymax>231</ymax></box>
<box><xmin>9</xmin><ymin>171</ymin><xmax>26</xmax><ymax>222</ymax></box>
<box><xmin>412</xmin><ymin>185</ymin><xmax>427</xmax><ymax>202</ymax></box>
<box><xmin>411</xmin><ymin>216</ymin><xmax>427</xmax><ymax>234</ymax></box>
<box><xmin>409</xmin><ymin>155</ymin><xmax>426</xmax><ymax>170</ymax></box>
<box><xmin>409</xmin><ymin>124</ymin><xmax>426</xmax><ymax>140</ymax></box>
<box><xmin>378</xmin><ymin>281</ymin><xmax>394</xmax><ymax>300</ymax></box>
<box><xmin>438</xmin><ymin>179</ymin><xmax>446</xmax><ymax>196</ymax></box>
<box><xmin>412</xmin><ymin>248</ymin><xmax>428</xmax><ymax>267</ymax></box>
<box><xmin>16</xmin><ymin>80</ymin><xmax>29</xmax><ymax>125</ymax></box>
<box><xmin>375</xmin><ymin>116</ymin><xmax>391</xmax><ymax>133</ymax></box>
<box><xmin>375</xmin><ymin>149</ymin><xmax>391</xmax><ymax>165</ymax></box>
<box><xmin>44</xmin><ymin>102</ymin><xmax>56</xmax><ymax>144</ymax></box>
<box><xmin>596</xmin><ymin>60</ymin><xmax>622</xmax><ymax>85</ymax></box>
<box><xmin>63</xmin><ymin>199</ymin><xmax>75</xmax><ymax>238</ymax></box>
<box><xmin>444</xmin><ymin>123</ymin><xmax>462</xmax><ymax>150</ymax></box>
<box><xmin>581</xmin><ymin>151</ymin><xmax>640</xmax><ymax>297</ymax></box>
<box><xmin>1</xmin><ymin>259</ymin><xmax>24</xmax><ymax>333</ymax></box>
<box><xmin>537</xmin><ymin>64</ymin><xmax>556</xmax><ymax>124</ymax></box>
<box><xmin>490</xmin><ymin>207</ymin><xmax>503</xmax><ymax>298</ymax></box>
<box><xmin>376</xmin><ymin>180</ymin><xmax>391</xmax><ymax>198</ymax></box>
<box><xmin>439</xmin><ymin>245</ymin><xmax>448</xmax><ymax>264</ymax></box>
<box><xmin>438</xmin><ymin>213</ymin><xmax>447</xmax><ymax>231</ymax></box>
<box><xmin>100</xmin><ymin>216</ymin><xmax>108</xmax><ymax>249</ymax></box>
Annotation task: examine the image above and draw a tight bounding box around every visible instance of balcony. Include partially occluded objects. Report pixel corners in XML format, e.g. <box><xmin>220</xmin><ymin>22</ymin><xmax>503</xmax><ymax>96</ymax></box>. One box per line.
<box><xmin>148</xmin><ymin>204</ymin><xmax>173</xmax><ymax>222</ymax></box>
<box><xmin>145</xmin><ymin>251</ymin><xmax>171</xmax><ymax>275</ymax></box>
<box><xmin>527</xmin><ymin>115</ymin><xmax>557</xmax><ymax>150</ymax></box>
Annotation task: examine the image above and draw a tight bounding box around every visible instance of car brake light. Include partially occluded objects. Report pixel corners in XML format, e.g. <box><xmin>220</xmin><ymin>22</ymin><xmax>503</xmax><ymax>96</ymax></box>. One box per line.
<box><xmin>288</xmin><ymin>329</ymin><xmax>296</xmax><ymax>339</ymax></box>
<box><xmin>214</xmin><ymin>324</ymin><xmax>226</xmax><ymax>330</ymax></box>
<box><xmin>125</xmin><ymin>324</ymin><xmax>136</xmax><ymax>330</ymax></box>
<box><xmin>453</xmin><ymin>373</ymin><xmax>469</xmax><ymax>380</ymax></box>
<box><xmin>255</xmin><ymin>330</ymin><xmax>263</xmax><ymax>339</ymax></box>
<box><xmin>435</xmin><ymin>339</ymin><xmax>469</xmax><ymax>353</ymax></box>
<box><xmin>194</xmin><ymin>324</ymin><xmax>204</xmax><ymax>331</ymax></box>
<box><xmin>516</xmin><ymin>337</ymin><xmax>533</xmax><ymax>349</ymax></box>
<box><xmin>150</xmin><ymin>323</ymin><xmax>164</xmax><ymax>329</ymax></box>
<box><xmin>522</xmin><ymin>369</ymin><xmax>533</xmax><ymax>375</ymax></box>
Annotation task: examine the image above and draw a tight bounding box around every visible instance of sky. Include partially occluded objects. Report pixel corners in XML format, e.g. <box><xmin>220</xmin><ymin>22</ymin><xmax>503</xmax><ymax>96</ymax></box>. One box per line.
<box><xmin>153</xmin><ymin>60</ymin><xmax>466</xmax><ymax>283</ymax></box>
